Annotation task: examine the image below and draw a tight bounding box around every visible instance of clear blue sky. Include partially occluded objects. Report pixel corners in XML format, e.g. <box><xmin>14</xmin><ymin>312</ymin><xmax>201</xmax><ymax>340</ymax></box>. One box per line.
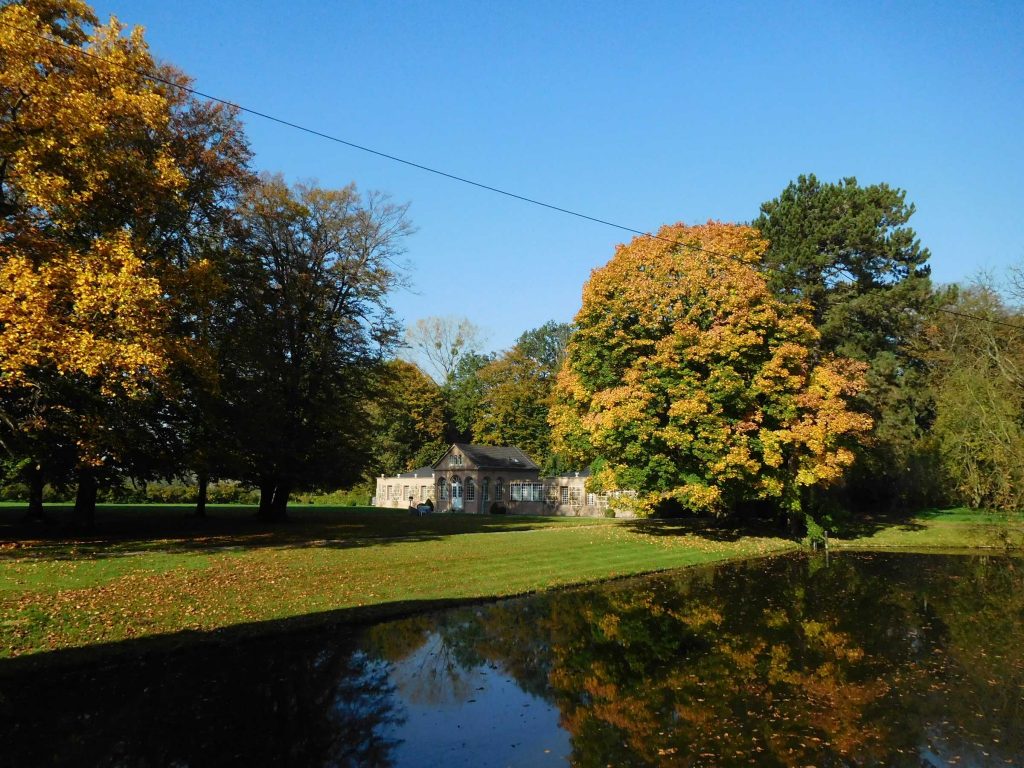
<box><xmin>94</xmin><ymin>0</ymin><xmax>1024</xmax><ymax>353</ymax></box>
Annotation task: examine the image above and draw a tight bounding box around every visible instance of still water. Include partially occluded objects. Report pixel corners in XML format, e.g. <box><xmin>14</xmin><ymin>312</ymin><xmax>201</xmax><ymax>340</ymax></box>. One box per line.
<box><xmin>2</xmin><ymin>552</ymin><xmax>1022</xmax><ymax>767</ymax></box>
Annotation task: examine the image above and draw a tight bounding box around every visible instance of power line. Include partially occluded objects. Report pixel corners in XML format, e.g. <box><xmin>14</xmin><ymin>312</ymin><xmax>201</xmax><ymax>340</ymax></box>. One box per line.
<box><xmin>4</xmin><ymin>17</ymin><xmax>1024</xmax><ymax>334</ymax></box>
<box><xmin>1</xmin><ymin>18</ymin><xmax>659</xmax><ymax>241</ymax></box>
<box><xmin>929</xmin><ymin>306</ymin><xmax>1024</xmax><ymax>331</ymax></box>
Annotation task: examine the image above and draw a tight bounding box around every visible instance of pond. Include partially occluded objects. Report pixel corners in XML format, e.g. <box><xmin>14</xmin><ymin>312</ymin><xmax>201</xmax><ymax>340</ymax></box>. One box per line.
<box><xmin>2</xmin><ymin>552</ymin><xmax>1022</xmax><ymax>767</ymax></box>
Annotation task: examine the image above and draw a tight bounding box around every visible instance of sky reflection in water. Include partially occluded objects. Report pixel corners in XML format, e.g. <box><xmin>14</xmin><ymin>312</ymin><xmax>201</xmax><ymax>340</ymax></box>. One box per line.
<box><xmin>2</xmin><ymin>552</ymin><xmax>1022</xmax><ymax>767</ymax></box>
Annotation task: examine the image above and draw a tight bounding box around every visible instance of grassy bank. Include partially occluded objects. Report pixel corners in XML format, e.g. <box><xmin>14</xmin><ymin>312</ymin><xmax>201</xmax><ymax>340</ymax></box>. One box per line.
<box><xmin>828</xmin><ymin>507</ymin><xmax>1024</xmax><ymax>550</ymax></box>
<box><xmin>0</xmin><ymin>504</ymin><xmax>1019</xmax><ymax>660</ymax></box>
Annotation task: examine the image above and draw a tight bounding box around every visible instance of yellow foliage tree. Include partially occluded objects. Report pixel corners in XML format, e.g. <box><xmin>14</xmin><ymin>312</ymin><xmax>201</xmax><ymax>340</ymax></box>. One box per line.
<box><xmin>0</xmin><ymin>1</ymin><xmax>250</xmax><ymax>520</ymax></box>
<box><xmin>1</xmin><ymin>1</ymin><xmax>180</xmax><ymax>397</ymax></box>
<box><xmin>550</xmin><ymin>222</ymin><xmax>872</xmax><ymax>520</ymax></box>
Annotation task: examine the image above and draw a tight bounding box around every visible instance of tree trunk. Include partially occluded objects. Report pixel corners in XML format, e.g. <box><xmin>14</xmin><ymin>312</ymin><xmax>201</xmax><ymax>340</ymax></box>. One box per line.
<box><xmin>195</xmin><ymin>472</ymin><xmax>208</xmax><ymax>518</ymax></box>
<box><xmin>73</xmin><ymin>467</ymin><xmax>98</xmax><ymax>529</ymax></box>
<box><xmin>26</xmin><ymin>463</ymin><xmax>44</xmax><ymax>521</ymax></box>
<box><xmin>270</xmin><ymin>480</ymin><xmax>291</xmax><ymax>520</ymax></box>
<box><xmin>257</xmin><ymin>479</ymin><xmax>276</xmax><ymax>520</ymax></box>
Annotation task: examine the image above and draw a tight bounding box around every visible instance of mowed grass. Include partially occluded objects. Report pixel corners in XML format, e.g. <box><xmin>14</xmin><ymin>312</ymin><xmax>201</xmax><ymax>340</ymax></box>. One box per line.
<box><xmin>0</xmin><ymin>504</ymin><xmax>1019</xmax><ymax>660</ymax></box>
<box><xmin>0</xmin><ymin>504</ymin><xmax>793</xmax><ymax>658</ymax></box>
<box><xmin>829</xmin><ymin>507</ymin><xmax>1024</xmax><ymax>550</ymax></box>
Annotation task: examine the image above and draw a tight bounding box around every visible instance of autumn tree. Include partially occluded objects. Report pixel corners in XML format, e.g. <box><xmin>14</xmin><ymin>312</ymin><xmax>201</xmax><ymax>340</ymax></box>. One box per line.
<box><xmin>0</xmin><ymin>1</ymin><xmax>189</xmax><ymax>523</ymax></box>
<box><xmin>551</xmin><ymin>222</ymin><xmax>872</xmax><ymax>524</ymax></box>
<box><xmin>754</xmin><ymin>175</ymin><xmax>936</xmax><ymax>506</ymax></box>
<box><xmin>474</xmin><ymin>347</ymin><xmax>552</xmax><ymax>464</ymax></box>
<box><xmin>366</xmin><ymin>359</ymin><xmax>447</xmax><ymax>477</ymax></box>
<box><xmin>473</xmin><ymin>321</ymin><xmax>572</xmax><ymax>468</ymax></box>
<box><xmin>225</xmin><ymin>175</ymin><xmax>411</xmax><ymax>520</ymax></box>
<box><xmin>0</xmin><ymin>0</ymin><xmax>256</xmax><ymax>522</ymax></box>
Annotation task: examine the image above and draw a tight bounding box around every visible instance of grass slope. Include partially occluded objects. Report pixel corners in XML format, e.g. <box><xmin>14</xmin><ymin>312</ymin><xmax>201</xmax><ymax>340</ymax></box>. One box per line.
<box><xmin>0</xmin><ymin>504</ymin><xmax>1019</xmax><ymax>659</ymax></box>
<box><xmin>0</xmin><ymin>505</ymin><xmax>792</xmax><ymax>659</ymax></box>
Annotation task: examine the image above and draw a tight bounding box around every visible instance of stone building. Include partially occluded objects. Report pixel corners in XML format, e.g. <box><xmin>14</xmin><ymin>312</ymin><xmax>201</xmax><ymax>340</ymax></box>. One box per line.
<box><xmin>373</xmin><ymin>443</ymin><xmax>622</xmax><ymax>516</ymax></box>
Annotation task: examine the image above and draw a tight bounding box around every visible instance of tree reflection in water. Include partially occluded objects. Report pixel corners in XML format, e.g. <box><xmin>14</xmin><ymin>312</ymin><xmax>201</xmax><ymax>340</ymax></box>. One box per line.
<box><xmin>372</xmin><ymin>553</ymin><xmax>1023</xmax><ymax>767</ymax></box>
<box><xmin>1</xmin><ymin>629</ymin><xmax>404</xmax><ymax>767</ymax></box>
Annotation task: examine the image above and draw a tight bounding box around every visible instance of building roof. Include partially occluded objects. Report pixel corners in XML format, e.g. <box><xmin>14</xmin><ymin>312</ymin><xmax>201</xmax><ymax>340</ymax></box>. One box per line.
<box><xmin>548</xmin><ymin>467</ymin><xmax>592</xmax><ymax>479</ymax></box>
<box><xmin>396</xmin><ymin>465</ymin><xmax>435</xmax><ymax>479</ymax></box>
<box><xmin>434</xmin><ymin>443</ymin><xmax>540</xmax><ymax>471</ymax></box>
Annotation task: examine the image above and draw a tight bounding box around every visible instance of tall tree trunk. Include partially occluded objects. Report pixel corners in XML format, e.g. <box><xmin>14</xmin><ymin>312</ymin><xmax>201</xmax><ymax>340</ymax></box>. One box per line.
<box><xmin>73</xmin><ymin>467</ymin><xmax>98</xmax><ymax>529</ymax></box>
<box><xmin>195</xmin><ymin>472</ymin><xmax>208</xmax><ymax>518</ymax></box>
<box><xmin>257</xmin><ymin>479</ymin><xmax>276</xmax><ymax>520</ymax></box>
<box><xmin>26</xmin><ymin>463</ymin><xmax>44</xmax><ymax>521</ymax></box>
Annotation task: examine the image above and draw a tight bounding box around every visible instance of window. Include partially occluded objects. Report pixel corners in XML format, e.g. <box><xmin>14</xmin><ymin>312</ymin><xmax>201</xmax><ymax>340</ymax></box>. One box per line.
<box><xmin>450</xmin><ymin>454</ymin><xmax>463</xmax><ymax>466</ymax></box>
<box><xmin>438</xmin><ymin>477</ymin><xmax>448</xmax><ymax>500</ymax></box>
<box><xmin>511</xmin><ymin>481</ymin><xmax>545</xmax><ymax>502</ymax></box>
<box><xmin>387</xmin><ymin>485</ymin><xmax>393</xmax><ymax>500</ymax></box>
<box><xmin>466</xmin><ymin>477</ymin><xmax>475</xmax><ymax>501</ymax></box>
<box><xmin>403</xmin><ymin>485</ymin><xmax>409</xmax><ymax>501</ymax></box>
<box><xmin>421</xmin><ymin>485</ymin><xmax>429</xmax><ymax>501</ymax></box>
<box><xmin>494</xmin><ymin>479</ymin><xmax>503</xmax><ymax>501</ymax></box>
<box><xmin>560</xmin><ymin>486</ymin><xmax>569</xmax><ymax>504</ymax></box>
<box><xmin>586</xmin><ymin>492</ymin><xmax>596</xmax><ymax>506</ymax></box>
<box><xmin>482</xmin><ymin>478</ymin><xmax>489</xmax><ymax>502</ymax></box>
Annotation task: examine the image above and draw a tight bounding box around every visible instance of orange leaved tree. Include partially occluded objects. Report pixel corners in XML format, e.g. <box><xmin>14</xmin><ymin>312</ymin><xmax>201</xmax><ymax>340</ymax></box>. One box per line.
<box><xmin>550</xmin><ymin>222</ymin><xmax>871</xmax><ymax>526</ymax></box>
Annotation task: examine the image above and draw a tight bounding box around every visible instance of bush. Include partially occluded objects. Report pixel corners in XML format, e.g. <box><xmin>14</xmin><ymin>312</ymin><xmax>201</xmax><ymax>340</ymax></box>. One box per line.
<box><xmin>292</xmin><ymin>484</ymin><xmax>372</xmax><ymax>506</ymax></box>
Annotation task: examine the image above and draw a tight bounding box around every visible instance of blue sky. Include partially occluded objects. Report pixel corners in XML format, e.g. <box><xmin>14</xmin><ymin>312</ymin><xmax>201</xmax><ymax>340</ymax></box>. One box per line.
<box><xmin>94</xmin><ymin>0</ymin><xmax>1024</xmax><ymax>353</ymax></box>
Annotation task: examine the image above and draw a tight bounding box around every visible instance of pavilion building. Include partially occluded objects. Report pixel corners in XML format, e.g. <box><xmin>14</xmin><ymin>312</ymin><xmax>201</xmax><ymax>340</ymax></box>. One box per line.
<box><xmin>373</xmin><ymin>443</ymin><xmax>618</xmax><ymax>516</ymax></box>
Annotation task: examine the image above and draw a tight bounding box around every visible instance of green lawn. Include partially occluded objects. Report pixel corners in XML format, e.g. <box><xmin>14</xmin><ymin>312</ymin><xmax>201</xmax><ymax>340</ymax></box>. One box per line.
<box><xmin>0</xmin><ymin>503</ymin><xmax>1019</xmax><ymax>660</ymax></box>
<box><xmin>828</xmin><ymin>506</ymin><xmax>1024</xmax><ymax>550</ymax></box>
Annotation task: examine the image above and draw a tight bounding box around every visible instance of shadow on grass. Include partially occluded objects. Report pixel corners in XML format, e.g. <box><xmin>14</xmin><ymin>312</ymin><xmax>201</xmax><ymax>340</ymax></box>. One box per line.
<box><xmin>0</xmin><ymin>503</ymin><xmax>592</xmax><ymax>561</ymax></box>
<box><xmin>623</xmin><ymin>516</ymin><xmax>795</xmax><ymax>543</ymax></box>
<box><xmin>823</xmin><ymin>509</ymin><xmax>929</xmax><ymax>539</ymax></box>
<box><xmin>0</xmin><ymin>595</ymin><xmax>478</xmax><ymax>767</ymax></box>
<box><xmin>622</xmin><ymin>508</ymin><xmax>943</xmax><ymax>544</ymax></box>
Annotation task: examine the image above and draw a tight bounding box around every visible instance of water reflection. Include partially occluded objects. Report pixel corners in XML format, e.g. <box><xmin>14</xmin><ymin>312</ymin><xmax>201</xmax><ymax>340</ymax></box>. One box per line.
<box><xmin>2</xmin><ymin>553</ymin><xmax>1022</xmax><ymax>767</ymax></box>
<box><xmin>1</xmin><ymin>629</ymin><xmax>403</xmax><ymax>767</ymax></box>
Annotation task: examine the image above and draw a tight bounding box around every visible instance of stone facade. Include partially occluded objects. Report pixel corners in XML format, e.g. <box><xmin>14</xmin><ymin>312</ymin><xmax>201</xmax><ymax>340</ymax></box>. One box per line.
<box><xmin>372</xmin><ymin>443</ymin><xmax>623</xmax><ymax>517</ymax></box>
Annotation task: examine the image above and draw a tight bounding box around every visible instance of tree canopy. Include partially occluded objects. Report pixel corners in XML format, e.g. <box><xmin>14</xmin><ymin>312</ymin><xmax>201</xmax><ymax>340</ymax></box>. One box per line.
<box><xmin>551</xmin><ymin>222</ymin><xmax>872</xmax><ymax>519</ymax></box>
<box><xmin>473</xmin><ymin>321</ymin><xmax>572</xmax><ymax>469</ymax></box>
<box><xmin>224</xmin><ymin>175</ymin><xmax>412</xmax><ymax>518</ymax></box>
<box><xmin>755</xmin><ymin>175</ymin><xmax>937</xmax><ymax>506</ymax></box>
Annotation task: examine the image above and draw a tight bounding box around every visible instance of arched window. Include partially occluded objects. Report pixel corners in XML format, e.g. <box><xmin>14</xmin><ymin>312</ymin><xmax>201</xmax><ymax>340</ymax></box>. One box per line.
<box><xmin>494</xmin><ymin>478</ymin><xmax>504</xmax><ymax>501</ymax></box>
<box><xmin>466</xmin><ymin>477</ymin><xmax>476</xmax><ymax>501</ymax></box>
<box><xmin>437</xmin><ymin>477</ymin><xmax>448</xmax><ymax>500</ymax></box>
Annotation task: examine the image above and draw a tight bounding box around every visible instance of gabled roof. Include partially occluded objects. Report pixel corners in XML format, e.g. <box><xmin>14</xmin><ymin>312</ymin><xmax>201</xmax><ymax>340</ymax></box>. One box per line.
<box><xmin>433</xmin><ymin>443</ymin><xmax>539</xmax><ymax>471</ymax></box>
<box><xmin>396</xmin><ymin>465</ymin><xmax>435</xmax><ymax>479</ymax></box>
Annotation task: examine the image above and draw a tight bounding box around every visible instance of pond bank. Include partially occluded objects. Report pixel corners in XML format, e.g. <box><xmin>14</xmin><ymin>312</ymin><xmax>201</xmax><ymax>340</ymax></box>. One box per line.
<box><xmin>1</xmin><ymin>505</ymin><xmax>1020</xmax><ymax>662</ymax></box>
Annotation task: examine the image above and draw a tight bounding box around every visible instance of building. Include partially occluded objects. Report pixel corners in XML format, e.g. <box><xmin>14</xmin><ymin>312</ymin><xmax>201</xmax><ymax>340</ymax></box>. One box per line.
<box><xmin>373</xmin><ymin>443</ymin><xmax>625</xmax><ymax>516</ymax></box>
